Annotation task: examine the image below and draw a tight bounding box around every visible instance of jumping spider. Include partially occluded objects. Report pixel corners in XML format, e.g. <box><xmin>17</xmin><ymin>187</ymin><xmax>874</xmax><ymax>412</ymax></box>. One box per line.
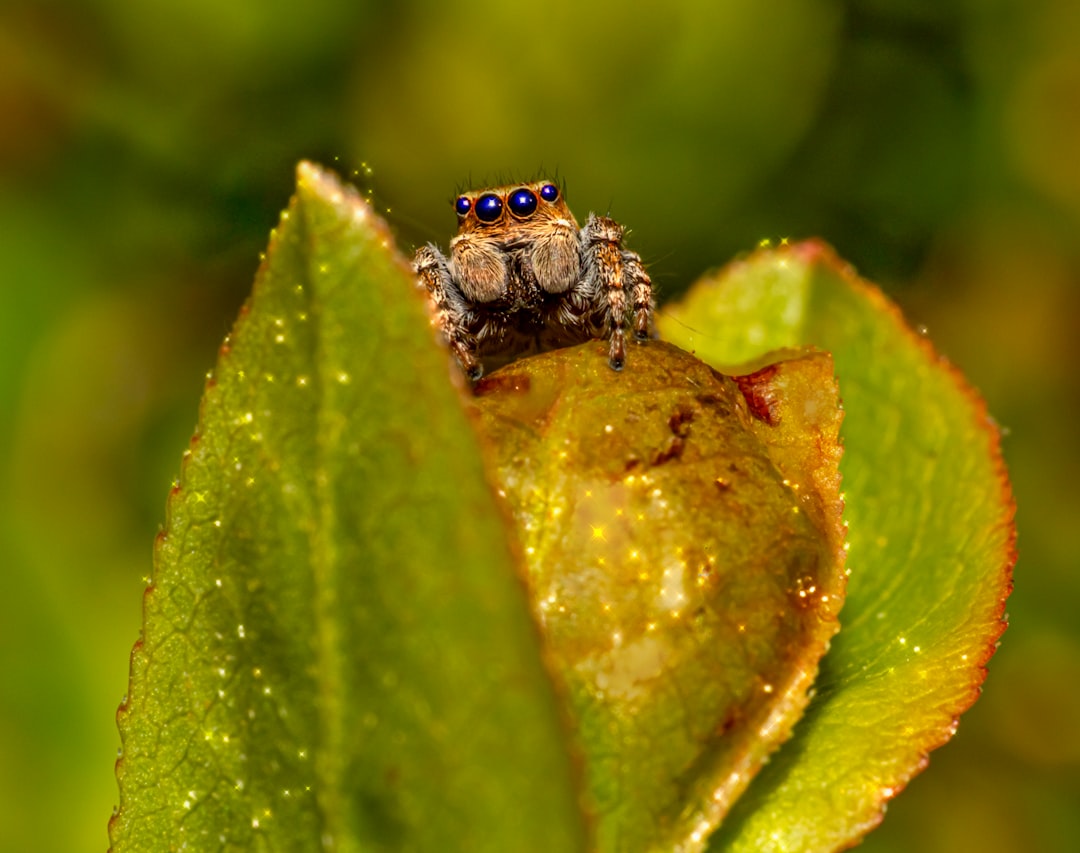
<box><xmin>413</xmin><ymin>180</ymin><xmax>653</xmax><ymax>380</ymax></box>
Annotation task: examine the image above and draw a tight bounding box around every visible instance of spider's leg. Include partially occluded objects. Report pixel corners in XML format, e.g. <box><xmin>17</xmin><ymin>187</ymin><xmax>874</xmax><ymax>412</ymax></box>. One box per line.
<box><xmin>413</xmin><ymin>244</ymin><xmax>483</xmax><ymax>380</ymax></box>
<box><xmin>582</xmin><ymin>214</ymin><xmax>634</xmax><ymax>370</ymax></box>
<box><xmin>621</xmin><ymin>249</ymin><xmax>654</xmax><ymax>341</ymax></box>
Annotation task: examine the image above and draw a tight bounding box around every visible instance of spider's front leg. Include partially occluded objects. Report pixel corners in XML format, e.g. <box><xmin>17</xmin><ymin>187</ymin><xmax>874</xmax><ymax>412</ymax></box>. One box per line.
<box><xmin>581</xmin><ymin>215</ymin><xmax>654</xmax><ymax>370</ymax></box>
<box><xmin>413</xmin><ymin>244</ymin><xmax>483</xmax><ymax>380</ymax></box>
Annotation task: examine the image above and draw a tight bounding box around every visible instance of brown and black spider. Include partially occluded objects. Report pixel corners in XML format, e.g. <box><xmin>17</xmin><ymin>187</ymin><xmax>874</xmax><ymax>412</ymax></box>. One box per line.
<box><xmin>413</xmin><ymin>180</ymin><xmax>653</xmax><ymax>380</ymax></box>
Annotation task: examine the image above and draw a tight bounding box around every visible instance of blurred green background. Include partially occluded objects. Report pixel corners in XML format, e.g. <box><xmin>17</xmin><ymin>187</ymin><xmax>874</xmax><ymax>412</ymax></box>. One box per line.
<box><xmin>2</xmin><ymin>0</ymin><xmax>1077</xmax><ymax>850</ymax></box>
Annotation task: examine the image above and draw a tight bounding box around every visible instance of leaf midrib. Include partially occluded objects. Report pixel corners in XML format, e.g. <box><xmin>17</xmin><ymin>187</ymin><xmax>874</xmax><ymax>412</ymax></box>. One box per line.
<box><xmin>300</xmin><ymin>196</ymin><xmax>349</xmax><ymax>850</ymax></box>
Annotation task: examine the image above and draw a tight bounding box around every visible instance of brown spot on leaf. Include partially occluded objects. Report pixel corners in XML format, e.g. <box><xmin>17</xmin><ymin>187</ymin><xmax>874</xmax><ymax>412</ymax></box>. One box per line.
<box><xmin>651</xmin><ymin>437</ymin><xmax>685</xmax><ymax>466</ymax></box>
<box><xmin>651</xmin><ymin>406</ymin><xmax>696</xmax><ymax>466</ymax></box>
<box><xmin>650</xmin><ymin>405</ymin><xmax>695</xmax><ymax>466</ymax></box>
<box><xmin>668</xmin><ymin>406</ymin><xmax>695</xmax><ymax>438</ymax></box>
<box><xmin>718</xmin><ymin>706</ymin><xmax>744</xmax><ymax>736</ymax></box>
<box><xmin>694</xmin><ymin>392</ymin><xmax>733</xmax><ymax>417</ymax></box>
<box><xmin>734</xmin><ymin>365</ymin><xmax>782</xmax><ymax>425</ymax></box>
<box><xmin>473</xmin><ymin>372</ymin><xmax>531</xmax><ymax>396</ymax></box>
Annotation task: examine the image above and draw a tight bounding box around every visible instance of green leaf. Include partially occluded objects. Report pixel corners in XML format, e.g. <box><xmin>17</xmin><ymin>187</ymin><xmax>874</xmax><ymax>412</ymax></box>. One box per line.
<box><xmin>657</xmin><ymin>240</ymin><xmax>1016</xmax><ymax>851</ymax></box>
<box><xmin>110</xmin><ymin>163</ymin><xmax>589</xmax><ymax>852</ymax></box>
<box><xmin>468</xmin><ymin>340</ymin><xmax>847</xmax><ymax>852</ymax></box>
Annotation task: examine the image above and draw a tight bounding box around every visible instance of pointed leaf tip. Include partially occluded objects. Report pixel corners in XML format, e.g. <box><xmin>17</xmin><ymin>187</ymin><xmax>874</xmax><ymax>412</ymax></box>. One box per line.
<box><xmin>111</xmin><ymin>163</ymin><xmax>588</xmax><ymax>853</ymax></box>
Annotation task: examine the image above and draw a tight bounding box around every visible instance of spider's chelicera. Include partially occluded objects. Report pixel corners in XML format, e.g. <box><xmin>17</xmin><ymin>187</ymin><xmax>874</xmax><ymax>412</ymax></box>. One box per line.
<box><xmin>413</xmin><ymin>180</ymin><xmax>653</xmax><ymax>380</ymax></box>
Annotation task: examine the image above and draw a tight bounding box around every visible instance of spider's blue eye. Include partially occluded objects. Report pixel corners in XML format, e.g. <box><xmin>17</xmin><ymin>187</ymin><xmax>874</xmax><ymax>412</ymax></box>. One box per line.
<box><xmin>508</xmin><ymin>188</ymin><xmax>538</xmax><ymax>218</ymax></box>
<box><xmin>475</xmin><ymin>193</ymin><xmax>503</xmax><ymax>223</ymax></box>
<box><xmin>539</xmin><ymin>183</ymin><xmax>559</xmax><ymax>203</ymax></box>
<box><xmin>455</xmin><ymin>196</ymin><xmax>471</xmax><ymax>217</ymax></box>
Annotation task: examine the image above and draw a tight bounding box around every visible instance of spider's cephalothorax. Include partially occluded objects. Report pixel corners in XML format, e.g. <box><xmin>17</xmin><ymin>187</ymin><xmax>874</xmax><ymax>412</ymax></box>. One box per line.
<box><xmin>413</xmin><ymin>180</ymin><xmax>653</xmax><ymax>380</ymax></box>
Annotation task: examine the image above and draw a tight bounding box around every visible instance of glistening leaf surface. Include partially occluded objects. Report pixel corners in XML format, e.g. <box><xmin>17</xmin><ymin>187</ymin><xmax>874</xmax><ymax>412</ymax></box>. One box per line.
<box><xmin>658</xmin><ymin>241</ymin><xmax>1016</xmax><ymax>851</ymax></box>
<box><xmin>469</xmin><ymin>341</ymin><xmax>846</xmax><ymax>852</ymax></box>
<box><xmin>110</xmin><ymin>163</ymin><xmax>588</xmax><ymax>852</ymax></box>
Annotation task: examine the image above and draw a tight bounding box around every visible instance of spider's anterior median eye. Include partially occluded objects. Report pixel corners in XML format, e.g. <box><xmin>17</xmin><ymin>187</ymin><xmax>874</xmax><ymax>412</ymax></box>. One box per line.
<box><xmin>455</xmin><ymin>196</ymin><xmax>471</xmax><ymax>217</ymax></box>
<box><xmin>539</xmin><ymin>183</ymin><xmax>559</xmax><ymax>203</ymax></box>
<box><xmin>475</xmin><ymin>193</ymin><xmax>504</xmax><ymax>223</ymax></box>
<box><xmin>508</xmin><ymin>188</ymin><xmax>538</xmax><ymax>218</ymax></box>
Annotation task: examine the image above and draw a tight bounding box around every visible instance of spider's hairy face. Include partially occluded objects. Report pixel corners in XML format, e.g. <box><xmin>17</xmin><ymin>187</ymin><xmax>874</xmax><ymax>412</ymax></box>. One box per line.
<box><xmin>448</xmin><ymin>181</ymin><xmax>580</xmax><ymax>303</ymax></box>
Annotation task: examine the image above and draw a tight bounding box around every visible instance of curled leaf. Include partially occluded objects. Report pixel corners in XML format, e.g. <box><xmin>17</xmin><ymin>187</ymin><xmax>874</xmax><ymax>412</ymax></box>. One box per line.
<box><xmin>469</xmin><ymin>340</ymin><xmax>846</xmax><ymax>852</ymax></box>
<box><xmin>659</xmin><ymin>240</ymin><xmax>1016</xmax><ymax>851</ymax></box>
